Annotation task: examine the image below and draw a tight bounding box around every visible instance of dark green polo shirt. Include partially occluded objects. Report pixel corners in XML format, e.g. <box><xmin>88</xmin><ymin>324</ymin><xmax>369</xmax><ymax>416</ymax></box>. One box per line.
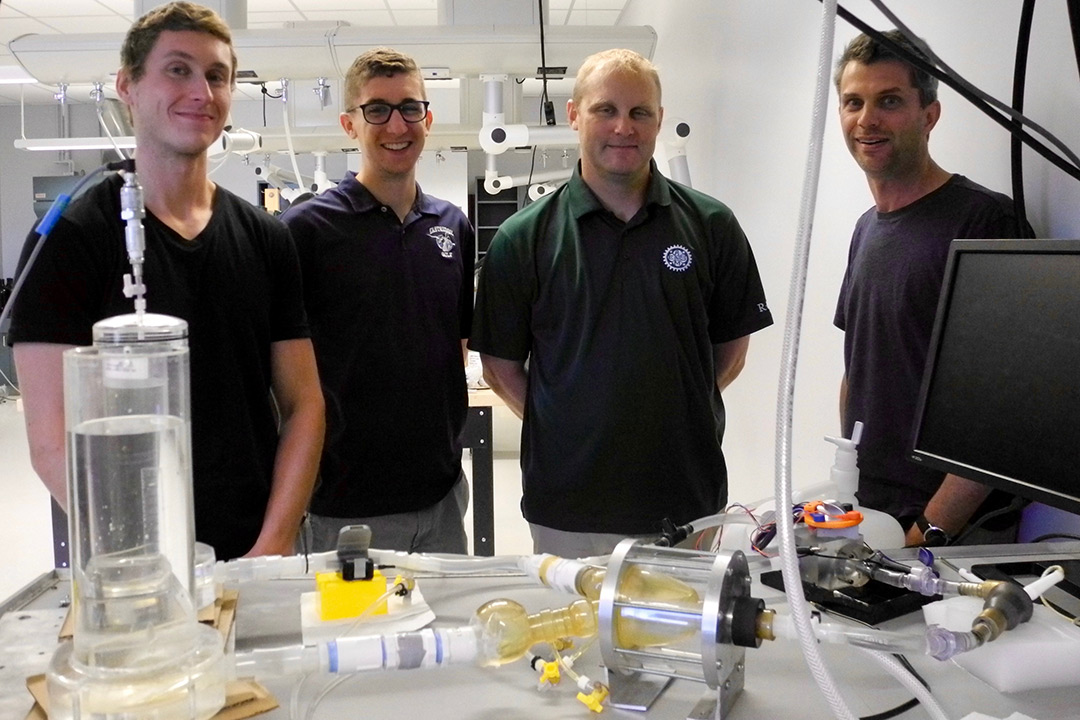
<box><xmin>471</xmin><ymin>163</ymin><xmax>772</xmax><ymax>534</ymax></box>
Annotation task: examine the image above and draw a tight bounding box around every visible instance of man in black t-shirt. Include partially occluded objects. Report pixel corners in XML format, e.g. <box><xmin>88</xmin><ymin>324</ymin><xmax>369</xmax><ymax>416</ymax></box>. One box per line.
<box><xmin>833</xmin><ymin>31</ymin><xmax>1032</xmax><ymax>547</ymax></box>
<box><xmin>9</xmin><ymin>2</ymin><xmax>324</xmax><ymax>560</ymax></box>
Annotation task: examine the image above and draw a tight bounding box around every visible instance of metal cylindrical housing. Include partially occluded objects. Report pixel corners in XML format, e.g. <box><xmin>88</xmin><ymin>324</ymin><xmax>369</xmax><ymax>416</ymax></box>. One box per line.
<box><xmin>598</xmin><ymin>539</ymin><xmax>753</xmax><ymax>689</ymax></box>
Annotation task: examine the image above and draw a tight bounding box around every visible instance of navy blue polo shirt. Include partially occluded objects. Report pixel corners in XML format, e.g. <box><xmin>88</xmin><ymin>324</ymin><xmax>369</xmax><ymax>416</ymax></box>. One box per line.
<box><xmin>283</xmin><ymin>173</ymin><xmax>475</xmax><ymax>517</ymax></box>
<box><xmin>471</xmin><ymin>163</ymin><xmax>772</xmax><ymax>534</ymax></box>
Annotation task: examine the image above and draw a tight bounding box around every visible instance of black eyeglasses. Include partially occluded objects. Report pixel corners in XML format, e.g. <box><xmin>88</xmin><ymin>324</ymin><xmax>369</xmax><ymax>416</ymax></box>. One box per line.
<box><xmin>345</xmin><ymin>100</ymin><xmax>430</xmax><ymax>125</ymax></box>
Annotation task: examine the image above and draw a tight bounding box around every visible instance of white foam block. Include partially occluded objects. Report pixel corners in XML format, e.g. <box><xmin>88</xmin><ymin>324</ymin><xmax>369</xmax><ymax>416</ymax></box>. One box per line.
<box><xmin>300</xmin><ymin>585</ymin><xmax>437</xmax><ymax>646</ymax></box>
<box><xmin>924</xmin><ymin>596</ymin><xmax>1080</xmax><ymax>693</ymax></box>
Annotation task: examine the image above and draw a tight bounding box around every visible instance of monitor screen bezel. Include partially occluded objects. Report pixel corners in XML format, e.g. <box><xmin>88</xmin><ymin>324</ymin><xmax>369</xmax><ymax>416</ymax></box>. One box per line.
<box><xmin>908</xmin><ymin>238</ymin><xmax>1080</xmax><ymax>516</ymax></box>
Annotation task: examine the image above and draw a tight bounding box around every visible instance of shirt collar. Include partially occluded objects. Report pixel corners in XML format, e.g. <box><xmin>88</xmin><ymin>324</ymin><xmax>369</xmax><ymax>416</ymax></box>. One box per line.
<box><xmin>341</xmin><ymin>171</ymin><xmax>435</xmax><ymax>217</ymax></box>
<box><xmin>566</xmin><ymin>159</ymin><xmax>671</xmax><ymax>221</ymax></box>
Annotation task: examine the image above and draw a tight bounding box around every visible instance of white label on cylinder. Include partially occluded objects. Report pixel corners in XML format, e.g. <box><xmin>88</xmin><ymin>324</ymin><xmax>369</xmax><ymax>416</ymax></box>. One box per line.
<box><xmin>103</xmin><ymin>356</ymin><xmax>150</xmax><ymax>380</ymax></box>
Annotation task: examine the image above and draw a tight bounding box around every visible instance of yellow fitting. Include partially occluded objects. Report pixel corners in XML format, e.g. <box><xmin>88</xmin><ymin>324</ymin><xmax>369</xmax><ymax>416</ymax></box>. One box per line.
<box><xmin>316</xmin><ymin>569</ymin><xmax>388</xmax><ymax>621</ymax></box>
<box><xmin>539</xmin><ymin>555</ymin><xmax>560</xmax><ymax>587</ymax></box>
<box><xmin>756</xmin><ymin>607</ymin><xmax>777</xmax><ymax>642</ymax></box>
<box><xmin>539</xmin><ymin>660</ymin><xmax>561</xmax><ymax>686</ymax></box>
<box><xmin>393</xmin><ymin>573</ymin><xmax>415</xmax><ymax>594</ymax></box>
<box><xmin>576</xmin><ymin>685</ymin><xmax>609</xmax><ymax>713</ymax></box>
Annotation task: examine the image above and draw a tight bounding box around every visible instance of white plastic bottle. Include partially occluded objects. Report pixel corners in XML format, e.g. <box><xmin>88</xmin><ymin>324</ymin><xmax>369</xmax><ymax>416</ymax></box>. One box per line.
<box><xmin>824</xmin><ymin>421</ymin><xmax>905</xmax><ymax>550</ymax></box>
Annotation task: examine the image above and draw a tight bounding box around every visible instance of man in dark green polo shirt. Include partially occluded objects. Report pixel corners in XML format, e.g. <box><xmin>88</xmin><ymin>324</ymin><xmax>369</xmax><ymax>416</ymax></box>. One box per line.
<box><xmin>470</xmin><ymin>48</ymin><xmax>773</xmax><ymax>558</ymax></box>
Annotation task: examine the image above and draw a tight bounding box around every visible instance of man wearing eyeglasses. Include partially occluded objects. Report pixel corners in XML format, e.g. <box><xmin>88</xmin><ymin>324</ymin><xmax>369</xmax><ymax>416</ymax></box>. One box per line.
<box><xmin>282</xmin><ymin>47</ymin><xmax>475</xmax><ymax>553</ymax></box>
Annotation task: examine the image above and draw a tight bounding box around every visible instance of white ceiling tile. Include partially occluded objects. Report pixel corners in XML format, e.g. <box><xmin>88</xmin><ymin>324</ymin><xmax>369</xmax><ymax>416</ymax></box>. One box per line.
<box><xmin>567</xmin><ymin>8</ymin><xmax>621</xmax><ymax>25</ymax></box>
<box><xmin>391</xmin><ymin>9</ymin><xmax>438</xmax><ymax>25</ymax></box>
<box><xmin>3</xmin><ymin>0</ymin><xmax>114</xmax><ymax>17</ymax></box>
<box><xmin>33</xmin><ymin>16</ymin><xmax>132</xmax><ymax>33</ymax></box>
<box><xmin>243</xmin><ymin>0</ymin><xmax>301</xmax><ymax>10</ymax></box>
<box><xmin>0</xmin><ymin>5</ymin><xmax>28</xmax><ymax>19</ymax></box>
<box><xmin>92</xmin><ymin>0</ymin><xmax>137</xmax><ymax>17</ymax></box>
<box><xmin>297</xmin><ymin>0</ymin><xmax>388</xmax><ymax>10</ymax></box>
<box><xmin>248</xmin><ymin>11</ymin><xmax>309</xmax><ymax>26</ymax></box>
<box><xmin>549</xmin><ymin>0</ymin><xmax>574</xmax><ymax>9</ymax></box>
<box><xmin>0</xmin><ymin>17</ymin><xmax>55</xmax><ymax>46</ymax></box>
<box><xmin>304</xmin><ymin>10</ymin><xmax>396</xmax><ymax>25</ymax></box>
<box><xmin>549</xmin><ymin>8</ymin><xmax>569</xmax><ymax>25</ymax></box>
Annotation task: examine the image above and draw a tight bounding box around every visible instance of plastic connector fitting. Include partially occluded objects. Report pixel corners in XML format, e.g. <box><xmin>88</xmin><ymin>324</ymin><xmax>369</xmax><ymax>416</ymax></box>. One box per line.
<box><xmin>576</xmin><ymin>683</ymin><xmax>609</xmax><ymax>713</ymax></box>
<box><xmin>925</xmin><ymin>624</ymin><xmax>980</xmax><ymax>661</ymax></box>
<box><xmin>538</xmin><ymin>660</ymin><xmax>561</xmax><ymax>687</ymax></box>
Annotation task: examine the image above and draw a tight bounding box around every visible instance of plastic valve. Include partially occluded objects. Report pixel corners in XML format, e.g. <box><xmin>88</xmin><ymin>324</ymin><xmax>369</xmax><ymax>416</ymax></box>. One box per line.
<box><xmin>538</xmin><ymin>660</ymin><xmax>561</xmax><ymax>686</ymax></box>
<box><xmin>576</xmin><ymin>684</ymin><xmax>609</xmax><ymax>713</ymax></box>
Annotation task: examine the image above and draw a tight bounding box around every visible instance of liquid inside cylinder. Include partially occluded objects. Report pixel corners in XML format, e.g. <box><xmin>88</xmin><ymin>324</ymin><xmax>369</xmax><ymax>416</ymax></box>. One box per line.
<box><xmin>579</xmin><ymin>565</ymin><xmax>703</xmax><ymax>649</ymax></box>
<box><xmin>70</xmin><ymin>414</ymin><xmax>191</xmax><ymax>590</ymax></box>
<box><xmin>69</xmin><ymin>414</ymin><xmax>194</xmax><ymax>668</ymax></box>
<box><xmin>613</xmin><ymin>566</ymin><xmax>702</xmax><ymax>649</ymax></box>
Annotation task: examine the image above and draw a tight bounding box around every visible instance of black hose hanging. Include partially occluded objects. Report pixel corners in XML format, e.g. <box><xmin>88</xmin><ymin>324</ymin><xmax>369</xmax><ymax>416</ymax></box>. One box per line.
<box><xmin>1066</xmin><ymin>0</ymin><xmax>1080</xmax><ymax>81</ymax></box>
<box><xmin>1011</xmin><ymin>0</ymin><xmax>1036</xmax><ymax>226</ymax></box>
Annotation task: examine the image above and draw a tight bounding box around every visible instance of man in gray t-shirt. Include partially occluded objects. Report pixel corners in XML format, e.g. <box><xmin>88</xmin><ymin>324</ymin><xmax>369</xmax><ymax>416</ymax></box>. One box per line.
<box><xmin>833</xmin><ymin>31</ymin><xmax>1032</xmax><ymax>547</ymax></box>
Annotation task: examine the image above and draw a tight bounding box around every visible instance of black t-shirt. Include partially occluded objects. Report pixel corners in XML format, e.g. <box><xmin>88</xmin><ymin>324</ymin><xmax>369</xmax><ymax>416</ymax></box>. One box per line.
<box><xmin>10</xmin><ymin>174</ymin><xmax>310</xmax><ymax>559</ymax></box>
<box><xmin>834</xmin><ymin>175</ymin><xmax>1034</xmax><ymax>519</ymax></box>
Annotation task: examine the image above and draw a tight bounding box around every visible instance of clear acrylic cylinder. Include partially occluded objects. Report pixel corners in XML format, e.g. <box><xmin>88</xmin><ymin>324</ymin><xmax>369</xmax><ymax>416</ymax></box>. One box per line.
<box><xmin>69</xmin><ymin>314</ymin><xmax>194</xmax><ymax>597</ymax></box>
<box><xmin>47</xmin><ymin>313</ymin><xmax>225</xmax><ymax>720</ymax></box>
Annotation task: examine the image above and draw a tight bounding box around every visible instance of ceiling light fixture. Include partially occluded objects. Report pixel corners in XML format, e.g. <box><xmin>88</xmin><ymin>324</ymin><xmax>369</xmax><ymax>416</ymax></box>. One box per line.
<box><xmin>14</xmin><ymin>136</ymin><xmax>136</xmax><ymax>151</ymax></box>
<box><xmin>0</xmin><ymin>66</ymin><xmax>38</xmax><ymax>85</ymax></box>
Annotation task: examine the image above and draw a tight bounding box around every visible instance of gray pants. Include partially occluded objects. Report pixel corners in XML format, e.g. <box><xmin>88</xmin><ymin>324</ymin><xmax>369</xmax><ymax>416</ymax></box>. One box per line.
<box><xmin>528</xmin><ymin>523</ymin><xmax>658</xmax><ymax>559</ymax></box>
<box><xmin>303</xmin><ymin>472</ymin><xmax>470</xmax><ymax>554</ymax></box>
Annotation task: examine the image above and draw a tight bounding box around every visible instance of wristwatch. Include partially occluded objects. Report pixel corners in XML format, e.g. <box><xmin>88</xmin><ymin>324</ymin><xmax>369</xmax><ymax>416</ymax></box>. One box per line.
<box><xmin>914</xmin><ymin>514</ymin><xmax>951</xmax><ymax>547</ymax></box>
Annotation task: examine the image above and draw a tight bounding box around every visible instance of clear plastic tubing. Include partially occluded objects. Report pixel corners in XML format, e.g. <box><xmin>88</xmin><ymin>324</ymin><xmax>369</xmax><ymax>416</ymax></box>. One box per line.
<box><xmin>770</xmin><ymin>614</ymin><xmax>927</xmax><ymax>655</ymax></box>
<box><xmin>216</xmin><ymin>549</ymin><xmax>531</xmax><ymax>583</ymax></box>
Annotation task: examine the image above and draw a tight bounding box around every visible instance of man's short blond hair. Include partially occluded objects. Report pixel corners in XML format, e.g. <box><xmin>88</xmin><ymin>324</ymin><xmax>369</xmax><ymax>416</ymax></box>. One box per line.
<box><xmin>344</xmin><ymin>47</ymin><xmax>425</xmax><ymax>106</ymax></box>
<box><xmin>573</xmin><ymin>48</ymin><xmax>661</xmax><ymax>105</ymax></box>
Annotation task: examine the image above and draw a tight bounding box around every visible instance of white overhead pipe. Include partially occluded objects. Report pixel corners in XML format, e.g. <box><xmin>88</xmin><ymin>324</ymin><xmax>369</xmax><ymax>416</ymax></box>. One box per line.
<box><xmin>661</xmin><ymin>117</ymin><xmax>692</xmax><ymax>187</ymax></box>
<box><xmin>478</xmin><ymin>123</ymin><xmax>579</xmax><ymax>155</ymax></box>
<box><xmin>484</xmin><ymin>167</ymin><xmax>572</xmax><ymax>195</ymax></box>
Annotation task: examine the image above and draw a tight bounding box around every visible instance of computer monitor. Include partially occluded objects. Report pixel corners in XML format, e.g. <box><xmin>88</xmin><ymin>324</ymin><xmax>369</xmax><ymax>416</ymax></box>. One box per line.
<box><xmin>909</xmin><ymin>239</ymin><xmax>1080</xmax><ymax>515</ymax></box>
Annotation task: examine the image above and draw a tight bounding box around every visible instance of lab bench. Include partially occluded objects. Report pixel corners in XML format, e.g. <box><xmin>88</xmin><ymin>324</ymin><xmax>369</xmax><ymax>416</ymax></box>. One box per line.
<box><xmin>3</xmin><ymin>543</ymin><xmax>1079</xmax><ymax>719</ymax></box>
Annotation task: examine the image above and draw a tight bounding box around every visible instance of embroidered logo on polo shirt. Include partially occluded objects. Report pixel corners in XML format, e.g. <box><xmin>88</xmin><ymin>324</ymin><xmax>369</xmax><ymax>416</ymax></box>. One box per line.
<box><xmin>428</xmin><ymin>226</ymin><xmax>456</xmax><ymax>259</ymax></box>
<box><xmin>662</xmin><ymin>244</ymin><xmax>693</xmax><ymax>272</ymax></box>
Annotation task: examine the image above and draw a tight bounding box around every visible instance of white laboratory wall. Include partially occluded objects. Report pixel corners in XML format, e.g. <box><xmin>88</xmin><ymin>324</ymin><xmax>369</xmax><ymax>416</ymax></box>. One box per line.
<box><xmin>620</xmin><ymin>0</ymin><xmax>1080</xmax><ymax>507</ymax></box>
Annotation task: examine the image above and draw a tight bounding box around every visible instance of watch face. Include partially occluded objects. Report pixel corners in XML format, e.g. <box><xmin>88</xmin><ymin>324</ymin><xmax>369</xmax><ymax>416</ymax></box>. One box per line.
<box><xmin>923</xmin><ymin>527</ymin><xmax>949</xmax><ymax>547</ymax></box>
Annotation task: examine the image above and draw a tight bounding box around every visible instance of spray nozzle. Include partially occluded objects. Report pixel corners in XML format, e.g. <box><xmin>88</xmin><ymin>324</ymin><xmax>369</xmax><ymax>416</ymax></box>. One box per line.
<box><xmin>824</xmin><ymin>420</ymin><xmax>863</xmax><ymax>452</ymax></box>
